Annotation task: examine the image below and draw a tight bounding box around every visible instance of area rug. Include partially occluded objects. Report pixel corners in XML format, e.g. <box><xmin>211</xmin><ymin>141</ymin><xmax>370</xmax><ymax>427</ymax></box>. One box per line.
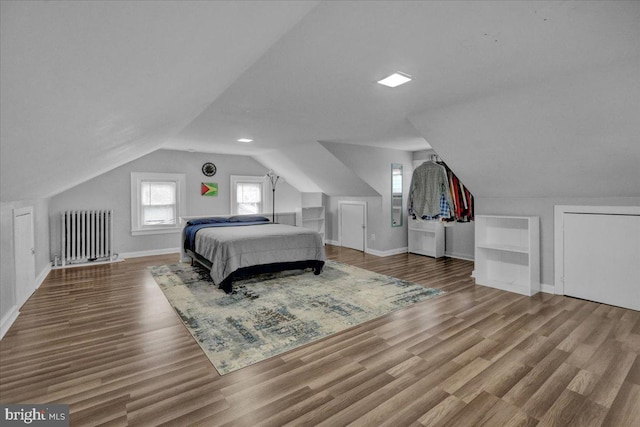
<box><xmin>149</xmin><ymin>261</ymin><xmax>444</xmax><ymax>375</ymax></box>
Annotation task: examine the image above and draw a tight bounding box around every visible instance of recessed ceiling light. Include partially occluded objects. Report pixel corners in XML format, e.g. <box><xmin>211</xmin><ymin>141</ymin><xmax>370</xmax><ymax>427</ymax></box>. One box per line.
<box><xmin>236</xmin><ymin>138</ymin><xmax>253</xmax><ymax>143</ymax></box>
<box><xmin>377</xmin><ymin>72</ymin><xmax>412</xmax><ymax>88</ymax></box>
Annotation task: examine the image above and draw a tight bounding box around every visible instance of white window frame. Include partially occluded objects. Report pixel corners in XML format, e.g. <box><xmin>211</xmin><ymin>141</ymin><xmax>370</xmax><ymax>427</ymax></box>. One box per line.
<box><xmin>230</xmin><ymin>175</ymin><xmax>269</xmax><ymax>215</ymax></box>
<box><xmin>131</xmin><ymin>172</ymin><xmax>186</xmax><ymax>236</ymax></box>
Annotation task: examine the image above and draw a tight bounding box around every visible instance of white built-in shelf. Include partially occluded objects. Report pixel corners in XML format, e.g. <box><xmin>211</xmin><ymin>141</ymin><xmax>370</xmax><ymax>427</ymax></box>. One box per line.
<box><xmin>408</xmin><ymin>218</ymin><xmax>445</xmax><ymax>258</ymax></box>
<box><xmin>474</xmin><ymin>215</ymin><xmax>540</xmax><ymax>296</ymax></box>
<box><xmin>475</xmin><ymin>243</ymin><xmax>530</xmax><ymax>254</ymax></box>
<box><xmin>296</xmin><ymin>206</ymin><xmax>325</xmax><ymax>244</ymax></box>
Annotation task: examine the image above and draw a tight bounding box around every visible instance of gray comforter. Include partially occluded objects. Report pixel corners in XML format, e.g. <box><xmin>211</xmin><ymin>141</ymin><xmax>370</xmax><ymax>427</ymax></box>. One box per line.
<box><xmin>194</xmin><ymin>223</ymin><xmax>326</xmax><ymax>285</ymax></box>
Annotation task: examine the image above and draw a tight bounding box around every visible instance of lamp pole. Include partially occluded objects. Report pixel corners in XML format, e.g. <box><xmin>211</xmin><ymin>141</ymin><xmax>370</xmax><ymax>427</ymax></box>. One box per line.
<box><xmin>272</xmin><ymin>187</ymin><xmax>276</xmax><ymax>222</ymax></box>
<box><xmin>266</xmin><ymin>170</ymin><xmax>280</xmax><ymax>223</ymax></box>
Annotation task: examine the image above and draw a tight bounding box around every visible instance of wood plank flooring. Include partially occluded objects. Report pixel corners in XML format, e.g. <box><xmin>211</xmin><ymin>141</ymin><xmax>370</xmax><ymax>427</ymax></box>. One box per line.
<box><xmin>1</xmin><ymin>246</ymin><xmax>639</xmax><ymax>426</ymax></box>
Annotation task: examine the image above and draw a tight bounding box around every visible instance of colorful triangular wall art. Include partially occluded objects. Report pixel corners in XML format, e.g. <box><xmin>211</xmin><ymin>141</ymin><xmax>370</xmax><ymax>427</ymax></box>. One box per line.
<box><xmin>201</xmin><ymin>182</ymin><xmax>218</xmax><ymax>197</ymax></box>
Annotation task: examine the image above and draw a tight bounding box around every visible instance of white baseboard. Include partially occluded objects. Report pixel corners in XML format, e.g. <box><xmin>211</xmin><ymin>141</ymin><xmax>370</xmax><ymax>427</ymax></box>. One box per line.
<box><xmin>470</xmin><ymin>275</ymin><xmax>556</xmax><ymax>296</ymax></box>
<box><xmin>0</xmin><ymin>305</ymin><xmax>19</xmax><ymax>340</ymax></box>
<box><xmin>365</xmin><ymin>247</ymin><xmax>408</xmax><ymax>257</ymax></box>
<box><xmin>325</xmin><ymin>241</ymin><xmax>408</xmax><ymax>258</ymax></box>
<box><xmin>327</xmin><ymin>241</ymin><xmax>475</xmax><ymax>262</ymax></box>
<box><xmin>1</xmin><ymin>263</ymin><xmax>53</xmax><ymax>340</ymax></box>
<box><xmin>541</xmin><ymin>283</ymin><xmax>555</xmax><ymax>294</ymax></box>
<box><xmin>35</xmin><ymin>262</ymin><xmax>52</xmax><ymax>289</ymax></box>
<box><xmin>119</xmin><ymin>247</ymin><xmax>181</xmax><ymax>259</ymax></box>
<box><xmin>53</xmin><ymin>257</ymin><xmax>125</xmax><ymax>269</ymax></box>
<box><xmin>445</xmin><ymin>252</ymin><xmax>475</xmax><ymax>261</ymax></box>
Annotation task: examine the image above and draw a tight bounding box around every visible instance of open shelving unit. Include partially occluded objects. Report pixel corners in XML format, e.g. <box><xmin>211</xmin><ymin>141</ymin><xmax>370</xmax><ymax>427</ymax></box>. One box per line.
<box><xmin>408</xmin><ymin>218</ymin><xmax>445</xmax><ymax>258</ymax></box>
<box><xmin>296</xmin><ymin>206</ymin><xmax>325</xmax><ymax>244</ymax></box>
<box><xmin>474</xmin><ymin>215</ymin><xmax>540</xmax><ymax>296</ymax></box>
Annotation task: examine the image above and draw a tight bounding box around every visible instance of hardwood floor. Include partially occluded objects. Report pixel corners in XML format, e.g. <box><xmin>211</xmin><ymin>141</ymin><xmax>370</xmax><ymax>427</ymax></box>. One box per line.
<box><xmin>1</xmin><ymin>246</ymin><xmax>639</xmax><ymax>426</ymax></box>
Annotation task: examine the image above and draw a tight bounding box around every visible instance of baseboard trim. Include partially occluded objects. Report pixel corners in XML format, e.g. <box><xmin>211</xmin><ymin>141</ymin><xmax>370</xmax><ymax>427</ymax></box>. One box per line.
<box><xmin>53</xmin><ymin>258</ymin><xmax>125</xmax><ymax>269</ymax></box>
<box><xmin>541</xmin><ymin>283</ymin><xmax>555</xmax><ymax>294</ymax></box>
<box><xmin>326</xmin><ymin>241</ymin><xmax>474</xmax><ymax>261</ymax></box>
<box><xmin>365</xmin><ymin>247</ymin><xmax>408</xmax><ymax>257</ymax></box>
<box><xmin>469</xmin><ymin>273</ymin><xmax>555</xmax><ymax>295</ymax></box>
<box><xmin>325</xmin><ymin>241</ymin><xmax>409</xmax><ymax>258</ymax></box>
<box><xmin>2</xmin><ymin>263</ymin><xmax>53</xmax><ymax>339</ymax></box>
<box><xmin>0</xmin><ymin>305</ymin><xmax>19</xmax><ymax>340</ymax></box>
<box><xmin>119</xmin><ymin>247</ymin><xmax>180</xmax><ymax>259</ymax></box>
<box><xmin>35</xmin><ymin>262</ymin><xmax>52</xmax><ymax>289</ymax></box>
<box><xmin>445</xmin><ymin>252</ymin><xmax>475</xmax><ymax>261</ymax></box>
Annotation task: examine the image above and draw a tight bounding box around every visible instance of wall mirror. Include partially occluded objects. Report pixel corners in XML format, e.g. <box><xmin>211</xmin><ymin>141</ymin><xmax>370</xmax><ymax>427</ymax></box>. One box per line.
<box><xmin>391</xmin><ymin>163</ymin><xmax>403</xmax><ymax>227</ymax></box>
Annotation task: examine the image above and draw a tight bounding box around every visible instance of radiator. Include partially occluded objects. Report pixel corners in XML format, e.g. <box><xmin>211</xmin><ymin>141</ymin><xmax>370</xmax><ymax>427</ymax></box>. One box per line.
<box><xmin>61</xmin><ymin>210</ymin><xmax>113</xmax><ymax>266</ymax></box>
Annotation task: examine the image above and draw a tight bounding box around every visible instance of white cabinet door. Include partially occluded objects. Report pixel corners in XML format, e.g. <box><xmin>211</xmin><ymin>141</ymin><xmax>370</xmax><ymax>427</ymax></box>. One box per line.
<box><xmin>14</xmin><ymin>207</ymin><xmax>36</xmax><ymax>308</ymax></box>
<box><xmin>564</xmin><ymin>213</ymin><xmax>640</xmax><ymax>311</ymax></box>
<box><xmin>340</xmin><ymin>203</ymin><xmax>365</xmax><ymax>252</ymax></box>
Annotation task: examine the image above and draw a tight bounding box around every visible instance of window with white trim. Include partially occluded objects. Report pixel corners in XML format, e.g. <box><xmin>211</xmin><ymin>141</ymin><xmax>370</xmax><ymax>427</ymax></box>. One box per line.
<box><xmin>131</xmin><ymin>172</ymin><xmax>186</xmax><ymax>235</ymax></box>
<box><xmin>230</xmin><ymin>175</ymin><xmax>268</xmax><ymax>215</ymax></box>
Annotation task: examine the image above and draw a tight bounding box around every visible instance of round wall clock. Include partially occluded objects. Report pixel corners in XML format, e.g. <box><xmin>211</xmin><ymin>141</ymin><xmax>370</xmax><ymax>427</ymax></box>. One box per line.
<box><xmin>202</xmin><ymin>162</ymin><xmax>217</xmax><ymax>177</ymax></box>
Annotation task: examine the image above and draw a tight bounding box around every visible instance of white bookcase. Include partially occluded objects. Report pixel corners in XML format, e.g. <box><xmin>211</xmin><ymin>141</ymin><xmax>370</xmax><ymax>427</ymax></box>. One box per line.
<box><xmin>474</xmin><ymin>215</ymin><xmax>540</xmax><ymax>296</ymax></box>
<box><xmin>408</xmin><ymin>219</ymin><xmax>445</xmax><ymax>258</ymax></box>
<box><xmin>296</xmin><ymin>206</ymin><xmax>325</xmax><ymax>244</ymax></box>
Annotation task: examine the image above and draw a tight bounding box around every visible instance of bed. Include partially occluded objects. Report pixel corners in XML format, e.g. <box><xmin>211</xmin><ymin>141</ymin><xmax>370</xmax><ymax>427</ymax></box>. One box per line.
<box><xmin>181</xmin><ymin>215</ymin><xmax>326</xmax><ymax>293</ymax></box>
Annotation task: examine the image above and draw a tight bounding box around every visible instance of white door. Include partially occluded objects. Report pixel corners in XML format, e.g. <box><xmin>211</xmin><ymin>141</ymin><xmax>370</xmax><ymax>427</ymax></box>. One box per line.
<box><xmin>564</xmin><ymin>213</ymin><xmax>640</xmax><ymax>311</ymax></box>
<box><xmin>14</xmin><ymin>207</ymin><xmax>36</xmax><ymax>308</ymax></box>
<box><xmin>340</xmin><ymin>202</ymin><xmax>365</xmax><ymax>252</ymax></box>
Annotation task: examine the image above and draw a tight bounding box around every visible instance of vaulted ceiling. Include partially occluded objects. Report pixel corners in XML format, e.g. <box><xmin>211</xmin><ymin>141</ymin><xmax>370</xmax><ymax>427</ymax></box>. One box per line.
<box><xmin>2</xmin><ymin>1</ymin><xmax>639</xmax><ymax>202</ymax></box>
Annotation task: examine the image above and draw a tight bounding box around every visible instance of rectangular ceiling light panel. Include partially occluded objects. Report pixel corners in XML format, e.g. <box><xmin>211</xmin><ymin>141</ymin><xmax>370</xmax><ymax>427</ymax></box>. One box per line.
<box><xmin>377</xmin><ymin>72</ymin><xmax>412</xmax><ymax>88</ymax></box>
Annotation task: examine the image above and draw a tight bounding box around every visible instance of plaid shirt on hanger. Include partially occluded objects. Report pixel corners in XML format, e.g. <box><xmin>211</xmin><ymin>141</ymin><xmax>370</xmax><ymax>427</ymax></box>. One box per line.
<box><xmin>421</xmin><ymin>192</ymin><xmax>451</xmax><ymax>220</ymax></box>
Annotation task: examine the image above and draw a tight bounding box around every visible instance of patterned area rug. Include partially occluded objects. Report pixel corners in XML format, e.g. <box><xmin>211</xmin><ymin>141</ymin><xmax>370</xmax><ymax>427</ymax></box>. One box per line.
<box><xmin>149</xmin><ymin>261</ymin><xmax>444</xmax><ymax>375</ymax></box>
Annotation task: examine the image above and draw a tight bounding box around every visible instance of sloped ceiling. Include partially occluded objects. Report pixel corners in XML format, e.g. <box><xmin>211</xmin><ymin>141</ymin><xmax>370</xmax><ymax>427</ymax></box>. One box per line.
<box><xmin>0</xmin><ymin>1</ymin><xmax>318</xmax><ymax>202</ymax></box>
<box><xmin>409</xmin><ymin>60</ymin><xmax>640</xmax><ymax>197</ymax></box>
<box><xmin>2</xmin><ymin>1</ymin><xmax>639</xmax><ymax>202</ymax></box>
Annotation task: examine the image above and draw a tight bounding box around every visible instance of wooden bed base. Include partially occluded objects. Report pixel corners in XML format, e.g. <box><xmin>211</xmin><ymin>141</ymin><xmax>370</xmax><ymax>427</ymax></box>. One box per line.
<box><xmin>185</xmin><ymin>249</ymin><xmax>324</xmax><ymax>294</ymax></box>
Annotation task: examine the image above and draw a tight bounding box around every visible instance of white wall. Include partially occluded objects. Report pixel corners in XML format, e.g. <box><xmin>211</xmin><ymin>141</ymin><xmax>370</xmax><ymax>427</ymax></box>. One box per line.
<box><xmin>1</xmin><ymin>198</ymin><xmax>50</xmax><ymax>333</ymax></box>
<box><xmin>49</xmin><ymin>149</ymin><xmax>301</xmax><ymax>258</ymax></box>
<box><xmin>476</xmin><ymin>196</ymin><xmax>640</xmax><ymax>288</ymax></box>
<box><xmin>320</xmin><ymin>142</ymin><xmax>412</xmax><ymax>253</ymax></box>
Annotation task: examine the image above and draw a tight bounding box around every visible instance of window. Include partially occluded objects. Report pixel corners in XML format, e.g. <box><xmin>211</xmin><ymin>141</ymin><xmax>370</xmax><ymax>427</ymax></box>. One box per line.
<box><xmin>230</xmin><ymin>175</ymin><xmax>268</xmax><ymax>215</ymax></box>
<box><xmin>131</xmin><ymin>172</ymin><xmax>186</xmax><ymax>235</ymax></box>
<box><xmin>141</xmin><ymin>181</ymin><xmax>176</xmax><ymax>225</ymax></box>
<box><xmin>236</xmin><ymin>182</ymin><xmax>262</xmax><ymax>214</ymax></box>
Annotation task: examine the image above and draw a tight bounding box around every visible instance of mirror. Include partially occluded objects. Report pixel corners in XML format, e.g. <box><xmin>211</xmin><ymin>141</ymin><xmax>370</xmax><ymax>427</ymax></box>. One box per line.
<box><xmin>391</xmin><ymin>163</ymin><xmax>403</xmax><ymax>227</ymax></box>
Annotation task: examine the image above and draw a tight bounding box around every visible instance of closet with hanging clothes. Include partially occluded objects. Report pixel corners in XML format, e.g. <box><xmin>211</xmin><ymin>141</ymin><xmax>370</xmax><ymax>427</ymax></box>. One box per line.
<box><xmin>408</xmin><ymin>154</ymin><xmax>474</xmax><ymax>258</ymax></box>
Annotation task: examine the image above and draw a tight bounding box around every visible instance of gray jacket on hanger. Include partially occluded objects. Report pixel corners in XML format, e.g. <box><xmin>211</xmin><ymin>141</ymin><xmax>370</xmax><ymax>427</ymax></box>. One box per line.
<box><xmin>408</xmin><ymin>161</ymin><xmax>454</xmax><ymax>218</ymax></box>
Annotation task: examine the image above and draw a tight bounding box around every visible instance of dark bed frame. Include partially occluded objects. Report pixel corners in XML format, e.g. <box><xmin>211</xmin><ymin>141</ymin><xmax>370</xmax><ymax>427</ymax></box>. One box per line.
<box><xmin>185</xmin><ymin>249</ymin><xmax>324</xmax><ymax>294</ymax></box>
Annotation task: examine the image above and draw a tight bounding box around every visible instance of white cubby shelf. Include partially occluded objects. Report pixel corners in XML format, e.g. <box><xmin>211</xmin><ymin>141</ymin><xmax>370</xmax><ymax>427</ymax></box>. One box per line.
<box><xmin>408</xmin><ymin>218</ymin><xmax>445</xmax><ymax>258</ymax></box>
<box><xmin>296</xmin><ymin>206</ymin><xmax>325</xmax><ymax>244</ymax></box>
<box><xmin>474</xmin><ymin>215</ymin><xmax>540</xmax><ymax>296</ymax></box>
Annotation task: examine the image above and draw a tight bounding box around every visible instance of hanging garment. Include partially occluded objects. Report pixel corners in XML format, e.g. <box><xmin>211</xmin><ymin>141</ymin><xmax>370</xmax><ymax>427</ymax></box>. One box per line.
<box><xmin>421</xmin><ymin>192</ymin><xmax>452</xmax><ymax>220</ymax></box>
<box><xmin>432</xmin><ymin>162</ymin><xmax>474</xmax><ymax>223</ymax></box>
<box><xmin>408</xmin><ymin>161</ymin><xmax>454</xmax><ymax>218</ymax></box>
<box><xmin>462</xmin><ymin>185</ymin><xmax>474</xmax><ymax>221</ymax></box>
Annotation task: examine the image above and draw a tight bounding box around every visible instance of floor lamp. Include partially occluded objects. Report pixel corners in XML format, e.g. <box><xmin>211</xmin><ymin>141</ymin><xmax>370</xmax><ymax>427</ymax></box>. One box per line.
<box><xmin>265</xmin><ymin>170</ymin><xmax>280</xmax><ymax>222</ymax></box>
